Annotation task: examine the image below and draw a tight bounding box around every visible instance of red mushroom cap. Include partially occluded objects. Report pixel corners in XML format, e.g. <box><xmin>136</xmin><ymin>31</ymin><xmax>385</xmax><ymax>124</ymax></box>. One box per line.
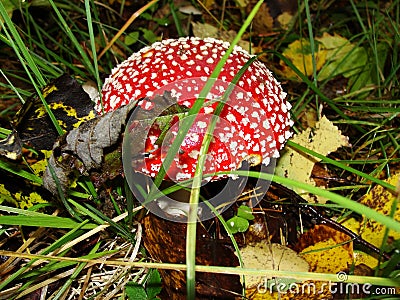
<box><xmin>99</xmin><ymin>37</ymin><xmax>293</xmax><ymax>181</ymax></box>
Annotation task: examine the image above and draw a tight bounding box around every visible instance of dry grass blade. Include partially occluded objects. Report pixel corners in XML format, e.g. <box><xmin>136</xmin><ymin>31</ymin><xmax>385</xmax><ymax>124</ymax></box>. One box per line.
<box><xmin>98</xmin><ymin>0</ymin><xmax>159</xmax><ymax>60</ymax></box>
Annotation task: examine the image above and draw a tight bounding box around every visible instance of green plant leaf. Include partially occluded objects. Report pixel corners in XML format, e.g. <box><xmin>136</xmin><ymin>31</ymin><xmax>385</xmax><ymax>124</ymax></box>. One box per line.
<box><xmin>125</xmin><ymin>282</ymin><xmax>148</xmax><ymax>300</ymax></box>
<box><xmin>237</xmin><ymin>205</ymin><xmax>254</xmax><ymax>221</ymax></box>
<box><xmin>125</xmin><ymin>31</ymin><xmax>140</xmax><ymax>46</ymax></box>
<box><xmin>226</xmin><ymin>216</ymin><xmax>249</xmax><ymax>234</ymax></box>
<box><xmin>146</xmin><ymin>269</ymin><xmax>162</xmax><ymax>299</ymax></box>
<box><xmin>141</xmin><ymin>28</ymin><xmax>158</xmax><ymax>44</ymax></box>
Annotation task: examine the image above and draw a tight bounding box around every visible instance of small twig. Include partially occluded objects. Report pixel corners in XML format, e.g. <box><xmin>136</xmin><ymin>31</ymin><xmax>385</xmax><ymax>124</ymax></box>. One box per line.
<box><xmin>271</xmin><ymin>182</ymin><xmax>392</xmax><ymax>261</ymax></box>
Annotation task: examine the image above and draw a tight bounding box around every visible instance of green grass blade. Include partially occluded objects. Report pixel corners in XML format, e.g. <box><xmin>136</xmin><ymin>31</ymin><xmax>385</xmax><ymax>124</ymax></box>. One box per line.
<box><xmin>0</xmin><ymin>160</ymin><xmax>42</xmax><ymax>184</ymax></box>
<box><xmin>0</xmin><ymin>215</ymin><xmax>97</xmax><ymax>229</ymax></box>
<box><xmin>47</xmin><ymin>0</ymin><xmax>95</xmax><ymax>77</ymax></box>
<box><xmin>0</xmin><ymin>1</ymin><xmax>63</xmax><ymax>135</ymax></box>
<box><xmin>185</xmin><ymin>1</ymin><xmax>265</xmax><ymax>298</ymax></box>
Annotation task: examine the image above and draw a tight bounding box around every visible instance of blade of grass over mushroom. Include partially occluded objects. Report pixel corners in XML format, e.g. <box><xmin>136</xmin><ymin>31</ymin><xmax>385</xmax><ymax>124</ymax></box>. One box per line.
<box><xmin>148</xmin><ymin>2</ymin><xmax>266</xmax><ymax>199</ymax></box>
<box><xmin>185</xmin><ymin>1</ymin><xmax>265</xmax><ymax>298</ymax></box>
<box><xmin>0</xmin><ymin>1</ymin><xmax>63</xmax><ymax>135</ymax></box>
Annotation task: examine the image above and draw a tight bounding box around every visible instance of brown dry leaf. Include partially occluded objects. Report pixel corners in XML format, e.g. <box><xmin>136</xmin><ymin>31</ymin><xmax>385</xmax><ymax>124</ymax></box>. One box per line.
<box><xmin>341</xmin><ymin>173</ymin><xmax>400</xmax><ymax>268</ymax></box>
<box><xmin>250</xmin><ymin>3</ymin><xmax>274</xmax><ymax>33</ymax></box>
<box><xmin>143</xmin><ymin>213</ymin><xmax>242</xmax><ymax>298</ymax></box>
<box><xmin>275</xmin><ymin>116</ymin><xmax>350</xmax><ymax>203</ymax></box>
<box><xmin>246</xmin><ymin>0</ymin><xmax>297</xmax><ymax>34</ymax></box>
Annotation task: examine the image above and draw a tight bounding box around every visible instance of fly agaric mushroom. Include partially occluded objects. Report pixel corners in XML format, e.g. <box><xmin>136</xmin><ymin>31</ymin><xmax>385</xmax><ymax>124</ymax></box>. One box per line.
<box><xmin>99</xmin><ymin>37</ymin><xmax>292</xmax><ymax>182</ymax></box>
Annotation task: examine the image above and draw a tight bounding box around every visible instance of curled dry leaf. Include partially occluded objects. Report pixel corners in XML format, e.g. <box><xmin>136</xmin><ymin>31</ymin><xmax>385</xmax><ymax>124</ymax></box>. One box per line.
<box><xmin>43</xmin><ymin>102</ymin><xmax>135</xmax><ymax>195</ymax></box>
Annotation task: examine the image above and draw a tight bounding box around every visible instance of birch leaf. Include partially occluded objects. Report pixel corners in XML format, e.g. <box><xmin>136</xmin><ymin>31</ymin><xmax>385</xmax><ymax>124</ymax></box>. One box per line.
<box><xmin>275</xmin><ymin>116</ymin><xmax>350</xmax><ymax>203</ymax></box>
<box><xmin>238</xmin><ymin>242</ymin><xmax>309</xmax><ymax>289</ymax></box>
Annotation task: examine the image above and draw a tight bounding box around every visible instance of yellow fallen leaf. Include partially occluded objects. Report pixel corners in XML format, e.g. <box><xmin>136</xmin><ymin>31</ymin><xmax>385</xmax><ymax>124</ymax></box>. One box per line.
<box><xmin>297</xmin><ymin>225</ymin><xmax>353</xmax><ymax>274</ymax></box>
<box><xmin>279</xmin><ymin>39</ymin><xmax>327</xmax><ymax>80</ymax></box>
<box><xmin>316</xmin><ymin>32</ymin><xmax>354</xmax><ymax>61</ymax></box>
<box><xmin>341</xmin><ymin>173</ymin><xmax>400</xmax><ymax>268</ymax></box>
<box><xmin>316</xmin><ymin>32</ymin><xmax>368</xmax><ymax>81</ymax></box>
<box><xmin>280</xmin><ymin>33</ymin><xmax>369</xmax><ymax>82</ymax></box>
<box><xmin>275</xmin><ymin>116</ymin><xmax>350</xmax><ymax>203</ymax></box>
